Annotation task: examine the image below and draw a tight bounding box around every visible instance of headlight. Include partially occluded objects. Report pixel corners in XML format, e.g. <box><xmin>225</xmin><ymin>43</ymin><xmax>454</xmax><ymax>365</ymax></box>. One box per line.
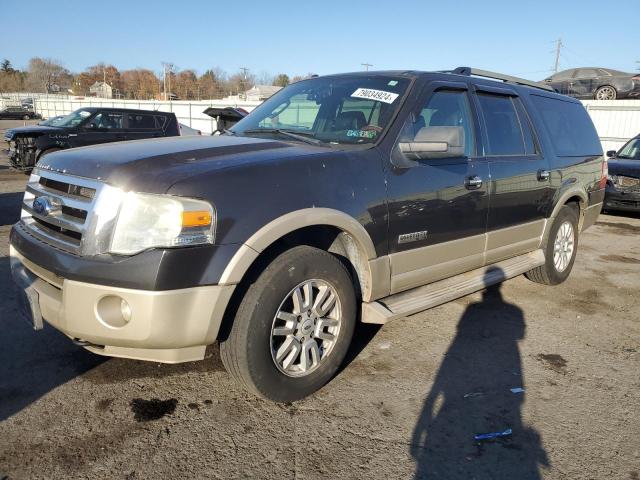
<box><xmin>109</xmin><ymin>192</ymin><xmax>214</xmax><ymax>255</ymax></box>
<box><xmin>607</xmin><ymin>174</ymin><xmax>618</xmax><ymax>184</ymax></box>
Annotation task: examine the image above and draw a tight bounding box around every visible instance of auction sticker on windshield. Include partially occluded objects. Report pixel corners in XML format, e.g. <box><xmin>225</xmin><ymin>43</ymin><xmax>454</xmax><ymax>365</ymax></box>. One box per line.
<box><xmin>351</xmin><ymin>88</ymin><xmax>399</xmax><ymax>104</ymax></box>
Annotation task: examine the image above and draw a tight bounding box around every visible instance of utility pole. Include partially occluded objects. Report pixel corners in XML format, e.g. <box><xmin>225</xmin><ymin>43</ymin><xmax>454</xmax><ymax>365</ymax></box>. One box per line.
<box><xmin>553</xmin><ymin>38</ymin><xmax>563</xmax><ymax>73</ymax></box>
<box><xmin>361</xmin><ymin>63</ymin><xmax>373</xmax><ymax>71</ymax></box>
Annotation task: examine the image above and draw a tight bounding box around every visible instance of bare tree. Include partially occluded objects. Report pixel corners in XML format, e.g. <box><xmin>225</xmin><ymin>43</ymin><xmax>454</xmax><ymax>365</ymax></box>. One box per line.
<box><xmin>26</xmin><ymin>57</ymin><xmax>68</xmax><ymax>93</ymax></box>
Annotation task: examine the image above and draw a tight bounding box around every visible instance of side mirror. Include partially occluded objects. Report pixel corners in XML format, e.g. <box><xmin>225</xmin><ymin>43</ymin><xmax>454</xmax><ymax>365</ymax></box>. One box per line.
<box><xmin>606</xmin><ymin>150</ymin><xmax>617</xmax><ymax>159</ymax></box>
<box><xmin>399</xmin><ymin>126</ymin><xmax>465</xmax><ymax>160</ymax></box>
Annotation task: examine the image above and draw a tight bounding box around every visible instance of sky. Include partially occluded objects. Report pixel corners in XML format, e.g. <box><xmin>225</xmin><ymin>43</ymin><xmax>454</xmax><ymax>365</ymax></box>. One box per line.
<box><xmin>1</xmin><ymin>0</ymin><xmax>638</xmax><ymax>81</ymax></box>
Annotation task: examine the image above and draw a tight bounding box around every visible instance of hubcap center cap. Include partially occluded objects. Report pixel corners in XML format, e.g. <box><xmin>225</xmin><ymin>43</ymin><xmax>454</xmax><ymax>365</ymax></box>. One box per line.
<box><xmin>300</xmin><ymin>319</ymin><xmax>314</xmax><ymax>336</ymax></box>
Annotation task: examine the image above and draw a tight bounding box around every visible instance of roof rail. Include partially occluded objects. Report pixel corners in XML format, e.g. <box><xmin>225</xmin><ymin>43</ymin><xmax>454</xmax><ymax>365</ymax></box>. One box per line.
<box><xmin>449</xmin><ymin>67</ymin><xmax>554</xmax><ymax>92</ymax></box>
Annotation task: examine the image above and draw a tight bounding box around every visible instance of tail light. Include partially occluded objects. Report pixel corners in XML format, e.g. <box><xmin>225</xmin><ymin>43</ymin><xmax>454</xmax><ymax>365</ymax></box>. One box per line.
<box><xmin>599</xmin><ymin>157</ymin><xmax>608</xmax><ymax>188</ymax></box>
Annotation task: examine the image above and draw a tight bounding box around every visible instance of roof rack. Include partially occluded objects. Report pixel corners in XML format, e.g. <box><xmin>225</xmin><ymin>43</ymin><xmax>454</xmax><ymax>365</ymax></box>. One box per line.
<box><xmin>448</xmin><ymin>67</ymin><xmax>554</xmax><ymax>92</ymax></box>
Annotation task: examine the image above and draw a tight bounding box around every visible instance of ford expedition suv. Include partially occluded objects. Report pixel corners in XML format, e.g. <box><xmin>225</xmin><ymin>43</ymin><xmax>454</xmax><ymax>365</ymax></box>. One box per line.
<box><xmin>6</xmin><ymin>107</ymin><xmax>179</xmax><ymax>171</ymax></box>
<box><xmin>10</xmin><ymin>68</ymin><xmax>605</xmax><ymax>402</ymax></box>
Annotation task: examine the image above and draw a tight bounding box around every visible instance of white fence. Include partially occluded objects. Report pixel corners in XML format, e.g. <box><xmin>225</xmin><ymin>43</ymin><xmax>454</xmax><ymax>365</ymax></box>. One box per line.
<box><xmin>3</xmin><ymin>93</ymin><xmax>640</xmax><ymax>150</ymax></box>
<box><xmin>32</xmin><ymin>97</ymin><xmax>262</xmax><ymax>134</ymax></box>
<box><xmin>582</xmin><ymin>100</ymin><xmax>640</xmax><ymax>153</ymax></box>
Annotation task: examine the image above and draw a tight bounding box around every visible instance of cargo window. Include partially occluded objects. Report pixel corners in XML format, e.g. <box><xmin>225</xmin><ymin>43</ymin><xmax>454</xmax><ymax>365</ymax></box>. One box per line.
<box><xmin>155</xmin><ymin>116</ymin><xmax>167</xmax><ymax>129</ymax></box>
<box><xmin>530</xmin><ymin>95</ymin><xmax>602</xmax><ymax>156</ymax></box>
<box><xmin>477</xmin><ymin>94</ymin><xmax>526</xmax><ymax>156</ymax></box>
<box><xmin>128</xmin><ymin>113</ymin><xmax>156</xmax><ymax>129</ymax></box>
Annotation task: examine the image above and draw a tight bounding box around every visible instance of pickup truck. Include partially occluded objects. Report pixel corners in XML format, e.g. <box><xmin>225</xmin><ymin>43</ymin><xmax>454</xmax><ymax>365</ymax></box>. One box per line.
<box><xmin>5</xmin><ymin>107</ymin><xmax>179</xmax><ymax>171</ymax></box>
<box><xmin>10</xmin><ymin>68</ymin><xmax>605</xmax><ymax>402</ymax></box>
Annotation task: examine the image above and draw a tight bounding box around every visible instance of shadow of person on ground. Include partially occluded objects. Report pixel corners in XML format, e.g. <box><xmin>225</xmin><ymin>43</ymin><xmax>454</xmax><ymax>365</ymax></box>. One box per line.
<box><xmin>0</xmin><ymin>256</ymin><xmax>107</xmax><ymax>420</ymax></box>
<box><xmin>410</xmin><ymin>267</ymin><xmax>548</xmax><ymax>479</ymax></box>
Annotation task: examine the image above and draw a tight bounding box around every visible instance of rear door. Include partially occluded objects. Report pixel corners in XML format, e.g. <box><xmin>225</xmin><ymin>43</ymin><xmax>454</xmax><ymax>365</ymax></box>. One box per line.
<box><xmin>473</xmin><ymin>85</ymin><xmax>552</xmax><ymax>263</ymax></box>
<box><xmin>571</xmin><ymin>69</ymin><xmax>598</xmax><ymax>98</ymax></box>
<box><xmin>124</xmin><ymin>112</ymin><xmax>165</xmax><ymax>141</ymax></box>
<box><xmin>386</xmin><ymin>81</ymin><xmax>490</xmax><ymax>293</ymax></box>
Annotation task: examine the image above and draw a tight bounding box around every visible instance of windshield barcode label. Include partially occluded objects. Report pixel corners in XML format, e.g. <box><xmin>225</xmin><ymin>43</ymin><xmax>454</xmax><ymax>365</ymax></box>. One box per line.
<box><xmin>351</xmin><ymin>88</ymin><xmax>399</xmax><ymax>104</ymax></box>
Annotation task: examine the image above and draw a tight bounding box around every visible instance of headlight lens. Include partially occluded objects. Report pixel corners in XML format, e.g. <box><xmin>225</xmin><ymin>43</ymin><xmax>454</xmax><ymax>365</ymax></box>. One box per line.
<box><xmin>109</xmin><ymin>192</ymin><xmax>214</xmax><ymax>254</ymax></box>
<box><xmin>607</xmin><ymin>174</ymin><xmax>618</xmax><ymax>184</ymax></box>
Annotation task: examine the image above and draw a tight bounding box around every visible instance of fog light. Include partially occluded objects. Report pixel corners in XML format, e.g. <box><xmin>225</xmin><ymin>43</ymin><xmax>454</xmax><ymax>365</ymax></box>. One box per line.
<box><xmin>96</xmin><ymin>295</ymin><xmax>132</xmax><ymax>328</ymax></box>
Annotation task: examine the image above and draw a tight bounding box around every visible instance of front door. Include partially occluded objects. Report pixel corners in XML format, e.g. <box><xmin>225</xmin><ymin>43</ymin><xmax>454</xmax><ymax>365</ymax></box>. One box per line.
<box><xmin>76</xmin><ymin>111</ymin><xmax>126</xmax><ymax>147</ymax></box>
<box><xmin>473</xmin><ymin>87</ymin><xmax>552</xmax><ymax>264</ymax></box>
<box><xmin>386</xmin><ymin>83</ymin><xmax>489</xmax><ymax>294</ymax></box>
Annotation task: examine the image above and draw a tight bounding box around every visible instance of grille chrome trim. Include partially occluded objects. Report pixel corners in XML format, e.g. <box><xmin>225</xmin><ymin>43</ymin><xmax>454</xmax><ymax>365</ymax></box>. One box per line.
<box><xmin>20</xmin><ymin>169</ymin><xmax>121</xmax><ymax>256</ymax></box>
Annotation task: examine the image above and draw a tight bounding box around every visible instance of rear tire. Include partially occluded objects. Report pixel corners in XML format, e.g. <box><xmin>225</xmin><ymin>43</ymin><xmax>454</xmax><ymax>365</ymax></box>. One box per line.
<box><xmin>595</xmin><ymin>85</ymin><xmax>617</xmax><ymax>100</ymax></box>
<box><xmin>22</xmin><ymin>114</ymin><xmax>30</xmax><ymax>120</ymax></box>
<box><xmin>220</xmin><ymin>245</ymin><xmax>357</xmax><ymax>402</ymax></box>
<box><xmin>525</xmin><ymin>205</ymin><xmax>579</xmax><ymax>285</ymax></box>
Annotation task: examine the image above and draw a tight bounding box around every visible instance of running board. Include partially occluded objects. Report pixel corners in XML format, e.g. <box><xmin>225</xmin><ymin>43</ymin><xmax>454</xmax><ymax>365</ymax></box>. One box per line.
<box><xmin>361</xmin><ymin>250</ymin><xmax>545</xmax><ymax>324</ymax></box>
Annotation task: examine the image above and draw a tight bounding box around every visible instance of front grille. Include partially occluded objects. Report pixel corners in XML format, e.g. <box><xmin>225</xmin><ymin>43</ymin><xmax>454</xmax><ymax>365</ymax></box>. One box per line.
<box><xmin>21</xmin><ymin>170</ymin><xmax>105</xmax><ymax>255</ymax></box>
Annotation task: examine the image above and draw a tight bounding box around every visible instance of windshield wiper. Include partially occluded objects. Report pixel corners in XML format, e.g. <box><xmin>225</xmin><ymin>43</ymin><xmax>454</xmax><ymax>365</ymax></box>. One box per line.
<box><xmin>242</xmin><ymin>128</ymin><xmax>325</xmax><ymax>146</ymax></box>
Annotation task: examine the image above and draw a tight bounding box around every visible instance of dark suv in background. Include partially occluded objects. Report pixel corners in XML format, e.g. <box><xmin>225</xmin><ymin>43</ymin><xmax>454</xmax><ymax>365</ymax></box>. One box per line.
<box><xmin>5</xmin><ymin>107</ymin><xmax>179</xmax><ymax>170</ymax></box>
<box><xmin>544</xmin><ymin>68</ymin><xmax>640</xmax><ymax>100</ymax></box>
<box><xmin>10</xmin><ymin>68</ymin><xmax>605</xmax><ymax>402</ymax></box>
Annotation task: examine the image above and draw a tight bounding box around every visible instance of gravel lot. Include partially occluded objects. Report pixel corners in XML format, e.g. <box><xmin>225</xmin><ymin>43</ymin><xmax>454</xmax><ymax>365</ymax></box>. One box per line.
<box><xmin>0</xmin><ymin>119</ymin><xmax>638</xmax><ymax>480</ymax></box>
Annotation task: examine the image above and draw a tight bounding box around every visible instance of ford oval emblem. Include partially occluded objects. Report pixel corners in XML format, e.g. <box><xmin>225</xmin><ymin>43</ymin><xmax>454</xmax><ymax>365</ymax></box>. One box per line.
<box><xmin>33</xmin><ymin>196</ymin><xmax>57</xmax><ymax>216</ymax></box>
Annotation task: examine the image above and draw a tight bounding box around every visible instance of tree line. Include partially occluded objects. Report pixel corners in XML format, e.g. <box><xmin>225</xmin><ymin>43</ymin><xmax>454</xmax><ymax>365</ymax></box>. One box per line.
<box><xmin>0</xmin><ymin>57</ymin><xmax>308</xmax><ymax>100</ymax></box>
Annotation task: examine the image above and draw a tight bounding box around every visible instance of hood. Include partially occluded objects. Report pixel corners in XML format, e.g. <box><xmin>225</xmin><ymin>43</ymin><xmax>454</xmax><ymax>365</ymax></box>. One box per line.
<box><xmin>608</xmin><ymin>159</ymin><xmax>640</xmax><ymax>178</ymax></box>
<box><xmin>36</xmin><ymin>134</ymin><xmax>330</xmax><ymax>193</ymax></box>
<box><xmin>7</xmin><ymin>125</ymin><xmax>65</xmax><ymax>137</ymax></box>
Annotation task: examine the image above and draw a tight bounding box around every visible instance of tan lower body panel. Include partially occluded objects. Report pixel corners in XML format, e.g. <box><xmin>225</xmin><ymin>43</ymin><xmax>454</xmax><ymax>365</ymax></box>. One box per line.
<box><xmin>388</xmin><ymin>219</ymin><xmax>546</xmax><ymax>295</ymax></box>
<box><xmin>10</xmin><ymin>246</ymin><xmax>235</xmax><ymax>363</ymax></box>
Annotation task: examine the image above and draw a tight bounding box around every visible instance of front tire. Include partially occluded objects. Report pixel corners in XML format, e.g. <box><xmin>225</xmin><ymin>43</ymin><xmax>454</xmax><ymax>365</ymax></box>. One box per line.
<box><xmin>525</xmin><ymin>205</ymin><xmax>579</xmax><ymax>285</ymax></box>
<box><xmin>220</xmin><ymin>246</ymin><xmax>357</xmax><ymax>402</ymax></box>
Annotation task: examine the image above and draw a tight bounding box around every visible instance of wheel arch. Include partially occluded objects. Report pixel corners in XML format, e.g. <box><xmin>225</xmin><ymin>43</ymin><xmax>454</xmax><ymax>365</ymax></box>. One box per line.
<box><xmin>543</xmin><ymin>188</ymin><xmax>588</xmax><ymax>243</ymax></box>
<box><xmin>218</xmin><ymin>208</ymin><xmax>389</xmax><ymax>303</ymax></box>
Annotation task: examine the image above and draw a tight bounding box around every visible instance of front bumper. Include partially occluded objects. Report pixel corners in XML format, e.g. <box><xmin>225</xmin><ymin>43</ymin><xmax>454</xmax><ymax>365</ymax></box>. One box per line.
<box><xmin>604</xmin><ymin>189</ymin><xmax>640</xmax><ymax>212</ymax></box>
<box><xmin>9</xmin><ymin>245</ymin><xmax>235</xmax><ymax>363</ymax></box>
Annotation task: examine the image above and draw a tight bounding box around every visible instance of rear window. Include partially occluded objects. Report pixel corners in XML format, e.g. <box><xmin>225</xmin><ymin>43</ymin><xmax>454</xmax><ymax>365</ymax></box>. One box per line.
<box><xmin>530</xmin><ymin>95</ymin><xmax>602</xmax><ymax>156</ymax></box>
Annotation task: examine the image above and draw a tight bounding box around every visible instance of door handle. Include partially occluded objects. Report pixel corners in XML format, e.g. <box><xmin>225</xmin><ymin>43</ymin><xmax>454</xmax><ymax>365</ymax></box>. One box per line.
<box><xmin>537</xmin><ymin>169</ymin><xmax>550</xmax><ymax>181</ymax></box>
<box><xmin>465</xmin><ymin>175</ymin><xmax>483</xmax><ymax>189</ymax></box>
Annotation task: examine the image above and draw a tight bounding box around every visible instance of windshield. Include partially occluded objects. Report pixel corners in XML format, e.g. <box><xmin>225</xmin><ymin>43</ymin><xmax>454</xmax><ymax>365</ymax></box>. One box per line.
<box><xmin>231</xmin><ymin>75</ymin><xmax>411</xmax><ymax>145</ymax></box>
<box><xmin>618</xmin><ymin>138</ymin><xmax>640</xmax><ymax>160</ymax></box>
<box><xmin>55</xmin><ymin>109</ymin><xmax>94</xmax><ymax>127</ymax></box>
<box><xmin>40</xmin><ymin>116</ymin><xmax>66</xmax><ymax>126</ymax></box>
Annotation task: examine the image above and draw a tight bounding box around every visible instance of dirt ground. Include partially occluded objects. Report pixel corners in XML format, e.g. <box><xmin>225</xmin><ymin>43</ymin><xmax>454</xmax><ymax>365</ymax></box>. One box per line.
<box><xmin>0</xmin><ymin>119</ymin><xmax>638</xmax><ymax>480</ymax></box>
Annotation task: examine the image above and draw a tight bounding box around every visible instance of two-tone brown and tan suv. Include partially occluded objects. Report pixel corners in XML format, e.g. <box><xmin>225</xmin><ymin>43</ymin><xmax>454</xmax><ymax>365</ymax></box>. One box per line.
<box><xmin>10</xmin><ymin>68</ymin><xmax>605</xmax><ymax>402</ymax></box>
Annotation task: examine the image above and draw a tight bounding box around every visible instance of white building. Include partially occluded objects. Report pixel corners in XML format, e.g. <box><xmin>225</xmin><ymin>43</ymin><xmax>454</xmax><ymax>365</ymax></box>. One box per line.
<box><xmin>89</xmin><ymin>81</ymin><xmax>113</xmax><ymax>99</ymax></box>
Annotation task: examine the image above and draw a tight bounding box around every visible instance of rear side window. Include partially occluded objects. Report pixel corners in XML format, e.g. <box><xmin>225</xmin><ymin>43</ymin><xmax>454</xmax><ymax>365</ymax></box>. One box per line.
<box><xmin>128</xmin><ymin>113</ymin><xmax>156</xmax><ymax>129</ymax></box>
<box><xmin>530</xmin><ymin>95</ymin><xmax>602</xmax><ymax>156</ymax></box>
<box><xmin>477</xmin><ymin>94</ymin><xmax>531</xmax><ymax>156</ymax></box>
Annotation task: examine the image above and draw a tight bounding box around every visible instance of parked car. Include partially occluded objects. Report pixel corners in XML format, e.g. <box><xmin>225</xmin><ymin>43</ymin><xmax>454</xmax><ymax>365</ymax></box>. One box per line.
<box><xmin>604</xmin><ymin>136</ymin><xmax>640</xmax><ymax>213</ymax></box>
<box><xmin>5</xmin><ymin>107</ymin><xmax>179</xmax><ymax>170</ymax></box>
<box><xmin>10</xmin><ymin>68</ymin><xmax>604</xmax><ymax>402</ymax></box>
<box><xmin>179</xmin><ymin>123</ymin><xmax>202</xmax><ymax>136</ymax></box>
<box><xmin>544</xmin><ymin>68</ymin><xmax>640</xmax><ymax>100</ymax></box>
<box><xmin>204</xmin><ymin>106</ymin><xmax>248</xmax><ymax>133</ymax></box>
<box><xmin>0</xmin><ymin>106</ymin><xmax>40</xmax><ymax>120</ymax></box>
